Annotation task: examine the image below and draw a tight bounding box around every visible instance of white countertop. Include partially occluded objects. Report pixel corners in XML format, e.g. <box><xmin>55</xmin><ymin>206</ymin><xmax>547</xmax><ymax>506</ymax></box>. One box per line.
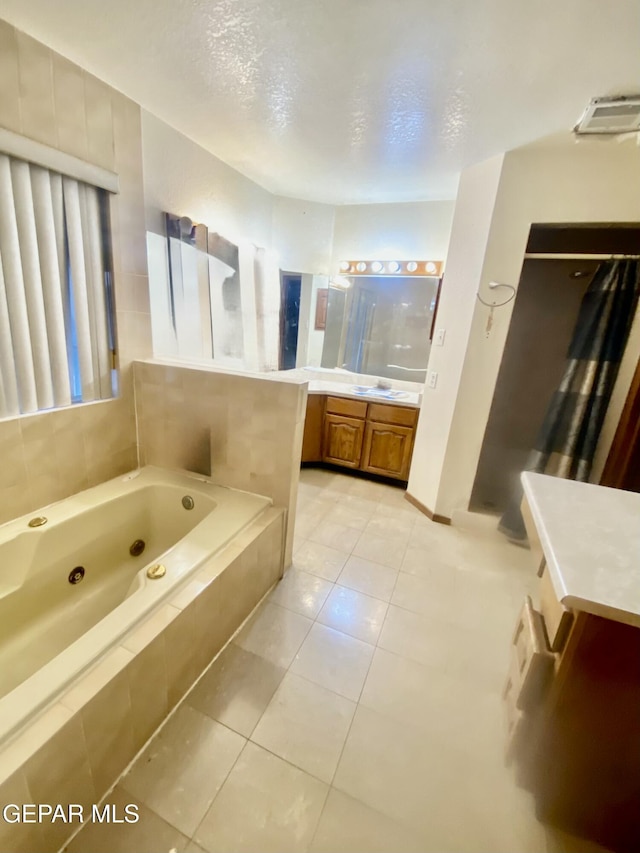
<box><xmin>522</xmin><ymin>472</ymin><xmax>640</xmax><ymax>628</ymax></box>
<box><xmin>306</xmin><ymin>379</ymin><xmax>422</xmax><ymax>408</ymax></box>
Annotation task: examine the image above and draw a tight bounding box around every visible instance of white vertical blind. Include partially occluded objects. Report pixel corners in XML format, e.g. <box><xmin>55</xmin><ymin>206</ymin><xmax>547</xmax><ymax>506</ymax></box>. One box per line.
<box><xmin>0</xmin><ymin>152</ymin><xmax>114</xmax><ymax>417</ymax></box>
<box><xmin>30</xmin><ymin>165</ymin><xmax>72</xmax><ymax>408</ymax></box>
<box><xmin>0</xmin><ymin>154</ymin><xmax>38</xmax><ymax>412</ymax></box>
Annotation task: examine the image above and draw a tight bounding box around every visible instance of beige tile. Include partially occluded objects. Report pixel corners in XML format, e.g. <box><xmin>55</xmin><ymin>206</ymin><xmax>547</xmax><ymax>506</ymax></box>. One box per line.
<box><xmin>309</xmin><ymin>520</ymin><xmax>361</xmax><ymax>552</ymax></box>
<box><xmin>322</xmin><ymin>502</ymin><xmax>374</xmax><ymax>530</ymax></box>
<box><xmin>337</xmin><ymin>555</ymin><xmax>398</xmax><ymax>601</ymax></box>
<box><xmin>188</xmin><ymin>643</ymin><xmax>285</xmax><ymax>737</ymax></box>
<box><xmin>363</xmin><ymin>513</ymin><xmax>414</xmax><ymax>540</ymax></box>
<box><xmin>235</xmin><ymin>602</ymin><xmax>312</xmax><ymax>668</ymax></box>
<box><xmin>67</xmin><ymin>787</ymin><xmax>190</xmax><ymax>853</ymax></box>
<box><xmin>333</xmin><ymin>706</ymin><xmax>461</xmax><ymax>844</ymax></box>
<box><xmin>317</xmin><ymin>584</ymin><xmax>388</xmax><ymax>643</ymax></box>
<box><xmin>52</xmin><ymin>54</ymin><xmax>88</xmax><ymax>160</ymax></box>
<box><xmin>309</xmin><ymin>788</ymin><xmax>427</xmax><ymax>853</ymax></box>
<box><xmin>0</xmin><ymin>21</ymin><xmax>21</xmax><ymax>134</ymax></box>
<box><xmin>0</xmin><ymin>769</ymin><xmax>47</xmax><ymax>853</ymax></box>
<box><xmin>127</xmin><ymin>633</ymin><xmax>168</xmax><ymax>750</ymax></box>
<box><xmin>163</xmin><ymin>606</ymin><xmax>201</xmax><ymax>708</ymax></box>
<box><xmin>17</xmin><ymin>31</ymin><xmax>57</xmax><ymax>146</ymax></box>
<box><xmin>84</xmin><ymin>73</ymin><xmax>115</xmax><ymax>170</ymax></box>
<box><xmin>60</xmin><ymin>646</ymin><xmax>133</xmax><ymax>712</ymax></box>
<box><xmin>81</xmin><ymin>667</ymin><xmax>134</xmax><ymax>798</ymax></box>
<box><xmin>378</xmin><ymin>604</ymin><xmax>456</xmax><ymax>669</ymax></box>
<box><xmin>269</xmin><ymin>568</ymin><xmax>333</xmax><ymax>618</ymax></box>
<box><xmin>185</xmin><ymin>842</ymin><xmax>209</xmax><ymax>853</ymax></box>
<box><xmin>360</xmin><ymin>648</ymin><xmax>459</xmax><ymax>735</ymax></box>
<box><xmin>251</xmin><ymin>672</ymin><xmax>355</xmax><ymax>783</ymax></box>
<box><xmin>400</xmin><ymin>546</ymin><xmax>458</xmax><ymax>580</ymax></box>
<box><xmin>194</xmin><ymin>742</ymin><xmax>328</xmax><ymax>853</ymax></box>
<box><xmin>290</xmin><ymin>623</ymin><xmax>374</xmax><ymax>701</ymax></box>
<box><xmin>293</xmin><ymin>541</ymin><xmax>350</xmax><ymax>582</ymax></box>
<box><xmin>352</xmin><ymin>531</ymin><xmax>407</xmax><ymax>570</ymax></box>
<box><xmin>23</xmin><ymin>713</ymin><xmax>96</xmax><ymax>851</ymax></box>
<box><xmin>121</xmin><ymin>704</ymin><xmax>245</xmax><ymax>836</ymax></box>
<box><xmin>391</xmin><ymin>571</ymin><xmax>458</xmax><ymax>622</ymax></box>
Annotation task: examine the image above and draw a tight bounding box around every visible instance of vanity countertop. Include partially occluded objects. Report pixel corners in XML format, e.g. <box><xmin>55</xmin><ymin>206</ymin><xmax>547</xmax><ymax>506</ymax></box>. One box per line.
<box><xmin>521</xmin><ymin>472</ymin><xmax>640</xmax><ymax>628</ymax></box>
<box><xmin>306</xmin><ymin>379</ymin><xmax>422</xmax><ymax>408</ymax></box>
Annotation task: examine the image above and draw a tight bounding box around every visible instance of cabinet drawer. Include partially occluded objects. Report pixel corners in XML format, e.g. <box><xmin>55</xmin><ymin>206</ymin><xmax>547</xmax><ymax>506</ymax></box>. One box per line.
<box><xmin>509</xmin><ymin>596</ymin><xmax>554</xmax><ymax>711</ymax></box>
<box><xmin>539</xmin><ymin>566</ymin><xmax>574</xmax><ymax>654</ymax></box>
<box><xmin>325</xmin><ymin>396</ymin><xmax>367</xmax><ymax>419</ymax></box>
<box><xmin>367</xmin><ymin>402</ymin><xmax>418</xmax><ymax>427</ymax></box>
<box><xmin>503</xmin><ymin>664</ymin><xmax>530</xmax><ymax>765</ymax></box>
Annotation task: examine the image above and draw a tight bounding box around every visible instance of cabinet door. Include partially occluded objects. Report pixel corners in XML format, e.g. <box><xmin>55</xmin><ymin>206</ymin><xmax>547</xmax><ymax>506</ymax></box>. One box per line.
<box><xmin>322</xmin><ymin>414</ymin><xmax>364</xmax><ymax>468</ymax></box>
<box><xmin>301</xmin><ymin>395</ymin><xmax>324</xmax><ymax>463</ymax></box>
<box><xmin>361</xmin><ymin>422</ymin><xmax>414</xmax><ymax>480</ymax></box>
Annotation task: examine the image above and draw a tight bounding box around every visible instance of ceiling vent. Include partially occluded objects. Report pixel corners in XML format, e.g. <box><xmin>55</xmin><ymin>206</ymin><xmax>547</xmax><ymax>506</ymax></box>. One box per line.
<box><xmin>574</xmin><ymin>96</ymin><xmax>640</xmax><ymax>135</ymax></box>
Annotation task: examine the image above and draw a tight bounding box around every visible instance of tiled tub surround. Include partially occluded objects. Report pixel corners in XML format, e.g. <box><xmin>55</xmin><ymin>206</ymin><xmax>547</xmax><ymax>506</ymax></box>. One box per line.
<box><xmin>134</xmin><ymin>359</ymin><xmax>307</xmax><ymax>566</ymax></box>
<box><xmin>0</xmin><ymin>19</ymin><xmax>152</xmax><ymax>526</ymax></box>
<box><xmin>0</xmin><ymin>480</ymin><xmax>284</xmax><ymax>853</ymax></box>
<box><xmin>0</xmin><ymin>466</ymin><xmax>272</xmax><ymax>742</ymax></box>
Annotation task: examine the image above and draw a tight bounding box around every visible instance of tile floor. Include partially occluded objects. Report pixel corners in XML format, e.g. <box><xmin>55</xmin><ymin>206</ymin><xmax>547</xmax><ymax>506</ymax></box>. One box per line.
<box><xmin>67</xmin><ymin>469</ymin><xmax>603</xmax><ymax>853</ymax></box>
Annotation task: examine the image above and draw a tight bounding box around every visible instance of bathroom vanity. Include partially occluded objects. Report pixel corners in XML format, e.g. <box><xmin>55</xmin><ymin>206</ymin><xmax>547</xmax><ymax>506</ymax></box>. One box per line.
<box><xmin>302</xmin><ymin>391</ymin><xmax>419</xmax><ymax>481</ymax></box>
<box><xmin>504</xmin><ymin>473</ymin><xmax>640</xmax><ymax>852</ymax></box>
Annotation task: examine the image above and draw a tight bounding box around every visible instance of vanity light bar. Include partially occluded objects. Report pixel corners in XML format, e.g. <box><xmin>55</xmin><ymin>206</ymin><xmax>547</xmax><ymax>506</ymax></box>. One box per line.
<box><xmin>339</xmin><ymin>260</ymin><xmax>443</xmax><ymax>277</ymax></box>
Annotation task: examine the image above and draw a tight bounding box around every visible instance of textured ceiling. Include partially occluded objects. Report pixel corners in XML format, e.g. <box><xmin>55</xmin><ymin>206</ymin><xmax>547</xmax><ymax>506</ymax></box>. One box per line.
<box><xmin>0</xmin><ymin>0</ymin><xmax>638</xmax><ymax>203</ymax></box>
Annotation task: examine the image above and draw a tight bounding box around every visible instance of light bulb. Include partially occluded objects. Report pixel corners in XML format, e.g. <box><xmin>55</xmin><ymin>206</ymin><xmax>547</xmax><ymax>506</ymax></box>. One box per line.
<box><xmin>339</xmin><ymin>261</ymin><xmax>350</xmax><ymax>272</ymax></box>
<box><xmin>407</xmin><ymin>262</ymin><xmax>418</xmax><ymax>272</ymax></box>
<box><xmin>387</xmin><ymin>261</ymin><xmax>400</xmax><ymax>273</ymax></box>
<box><xmin>356</xmin><ymin>262</ymin><xmax>367</xmax><ymax>272</ymax></box>
<box><xmin>371</xmin><ymin>261</ymin><xmax>383</xmax><ymax>273</ymax></box>
<box><xmin>425</xmin><ymin>262</ymin><xmax>437</xmax><ymax>274</ymax></box>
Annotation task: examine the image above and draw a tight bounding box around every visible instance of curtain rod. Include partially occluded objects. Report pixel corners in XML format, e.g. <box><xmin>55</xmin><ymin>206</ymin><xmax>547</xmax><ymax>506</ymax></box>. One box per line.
<box><xmin>524</xmin><ymin>252</ymin><xmax>640</xmax><ymax>260</ymax></box>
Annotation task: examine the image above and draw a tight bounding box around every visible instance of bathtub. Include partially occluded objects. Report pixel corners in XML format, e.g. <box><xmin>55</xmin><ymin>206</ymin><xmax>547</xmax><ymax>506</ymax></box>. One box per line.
<box><xmin>0</xmin><ymin>466</ymin><xmax>271</xmax><ymax>745</ymax></box>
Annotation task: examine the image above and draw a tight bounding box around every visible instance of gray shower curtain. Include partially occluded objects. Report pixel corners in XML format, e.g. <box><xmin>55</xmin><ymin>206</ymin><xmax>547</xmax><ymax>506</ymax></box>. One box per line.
<box><xmin>499</xmin><ymin>259</ymin><xmax>640</xmax><ymax>541</ymax></box>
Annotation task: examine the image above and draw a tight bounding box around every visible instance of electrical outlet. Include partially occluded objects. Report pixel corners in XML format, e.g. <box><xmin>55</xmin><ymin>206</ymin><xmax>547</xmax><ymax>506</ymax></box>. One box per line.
<box><xmin>435</xmin><ymin>328</ymin><xmax>446</xmax><ymax>347</ymax></box>
<box><xmin>428</xmin><ymin>371</ymin><xmax>438</xmax><ymax>389</ymax></box>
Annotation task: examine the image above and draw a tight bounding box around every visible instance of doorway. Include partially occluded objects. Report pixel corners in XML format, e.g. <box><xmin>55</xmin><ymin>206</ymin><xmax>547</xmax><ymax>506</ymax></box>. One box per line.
<box><xmin>280</xmin><ymin>274</ymin><xmax>301</xmax><ymax>370</ymax></box>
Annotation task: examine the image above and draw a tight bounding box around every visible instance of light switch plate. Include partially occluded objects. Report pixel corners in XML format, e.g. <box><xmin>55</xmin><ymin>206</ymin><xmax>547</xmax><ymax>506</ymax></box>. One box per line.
<box><xmin>435</xmin><ymin>328</ymin><xmax>446</xmax><ymax>347</ymax></box>
<box><xmin>428</xmin><ymin>371</ymin><xmax>438</xmax><ymax>389</ymax></box>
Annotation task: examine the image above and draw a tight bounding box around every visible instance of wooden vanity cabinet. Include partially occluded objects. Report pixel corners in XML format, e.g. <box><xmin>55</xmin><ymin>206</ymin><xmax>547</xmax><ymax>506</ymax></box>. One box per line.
<box><xmin>301</xmin><ymin>393</ymin><xmax>418</xmax><ymax>480</ymax></box>
<box><xmin>504</xmin><ymin>496</ymin><xmax>640</xmax><ymax>851</ymax></box>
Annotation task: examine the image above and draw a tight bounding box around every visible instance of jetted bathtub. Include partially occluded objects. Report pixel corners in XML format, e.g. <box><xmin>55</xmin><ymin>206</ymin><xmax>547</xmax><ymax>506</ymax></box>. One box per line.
<box><xmin>0</xmin><ymin>466</ymin><xmax>271</xmax><ymax>743</ymax></box>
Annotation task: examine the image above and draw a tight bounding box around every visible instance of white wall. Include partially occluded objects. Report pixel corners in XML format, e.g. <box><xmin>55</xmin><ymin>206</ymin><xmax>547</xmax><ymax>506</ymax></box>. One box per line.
<box><xmin>272</xmin><ymin>197</ymin><xmax>335</xmax><ymax>275</ymax></box>
<box><xmin>332</xmin><ymin>200</ymin><xmax>456</xmax><ymax>265</ymax></box>
<box><xmin>407</xmin><ymin>156</ymin><xmax>505</xmax><ymax>513</ymax></box>
<box><xmin>409</xmin><ymin>139</ymin><xmax>640</xmax><ymax>518</ymax></box>
<box><xmin>142</xmin><ymin>111</ymin><xmax>274</xmax><ymax>248</ymax></box>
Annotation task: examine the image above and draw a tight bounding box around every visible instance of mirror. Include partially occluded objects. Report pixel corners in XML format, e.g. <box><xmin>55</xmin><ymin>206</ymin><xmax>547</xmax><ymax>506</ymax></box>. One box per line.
<box><xmin>318</xmin><ymin>274</ymin><xmax>440</xmax><ymax>383</ymax></box>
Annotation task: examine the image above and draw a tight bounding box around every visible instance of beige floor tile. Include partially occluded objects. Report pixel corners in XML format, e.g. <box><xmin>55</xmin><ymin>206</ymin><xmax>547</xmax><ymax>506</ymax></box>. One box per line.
<box><xmin>269</xmin><ymin>569</ymin><xmax>333</xmax><ymax>618</ymax></box>
<box><xmin>378</xmin><ymin>604</ymin><xmax>458</xmax><ymax>669</ymax></box>
<box><xmin>323</xmin><ymin>503</ymin><xmax>373</xmax><ymax>530</ymax></box>
<box><xmin>293</xmin><ymin>541</ymin><xmax>350</xmax><ymax>582</ymax></box>
<box><xmin>363</xmin><ymin>513</ymin><xmax>414</xmax><ymax>540</ymax></box>
<box><xmin>391</xmin><ymin>571</ymin><xmax>458</xmax><ymax>622</ymax></box>
<box><xmin>251</xmin><ymin>672</ymin><xmax>356</xmax><ymax>782</ymax></box>
<box><xmin>309</xmin><ymin>788</ymin><xmax>427</xmax><ymax>853</ymax></box>
<box><xmin>333</xmin><ymin>705</ymin><xmax>464</xmax><ymax>845</ymax></box>
<box><xmin>187</xmin><ymin>644</ymin><xmax>285</xmax><ymax>737</ymax></box>
<box><xmin>310</xmin><ymin>519</ymin><xmax>361</xmax><ymax>552</ymax></box>
<box><xmin>66</xmin><ymin>788</ymin><xmax>189</xmax><ymax>853</ymax></box>
<box><xmin>185</xmin><ymin>842</ymin><xmax>209</xmax><ymax>853</ymax></box>
<box><xmin>401</xmin><ymin>546</ymin><xmax>458</xmax><ymax>581</ymax></box>
<box><xmin>333</xmin><ymin>493</ymin><xmax>379</xmax><ymax>515</ymax></box>
<box><xmin>121</xmin><ymin>704</ymin><xmax>245</xmax><ymax>836</ymax></box>
<box><xmin>352</xmin><ymin>531</ymin><xmax>407</xmax><ymax>569</ymax></box>
<box><xmin>234</xmin><ymin>602</ymin><xmax>312</xmax><ymax>668</ymax></box>
<box><xmin>337</xmin><ymin>555</ymin><xmax>398</xmax><ymax>601</ymax></box>
<box><xmin>290</xmin><ymin>623</ymin><xmax>374</xmax><ymax>701</ymax></box>
<box><xmin>317</xmin><ymin>584</ymin><xmax>388</xmax><ymax>643</ymax></box>
<box><xmin>194</xmin><ymin>742</ymin><xmax>328</xmax><ymax>853</ymax></box>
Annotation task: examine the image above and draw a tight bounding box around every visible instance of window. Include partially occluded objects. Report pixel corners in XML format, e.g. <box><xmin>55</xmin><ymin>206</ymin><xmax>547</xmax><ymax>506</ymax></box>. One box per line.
<box><xmin>0</xmin><ymin>152</ymin><xmax>115</xmax><ymax>418</ymax></box>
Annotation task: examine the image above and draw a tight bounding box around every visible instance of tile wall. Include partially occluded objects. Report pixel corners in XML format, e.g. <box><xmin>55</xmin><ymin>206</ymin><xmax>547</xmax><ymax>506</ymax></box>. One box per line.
<box><xmin>0</xmin><ymin>20</ymin><xmax>152</xmax><ymax>524</ymax></box>
<box><xmin>134</xmin><ymin>361</ymin><xmax>306</xmax><ymax>566</ymax></box>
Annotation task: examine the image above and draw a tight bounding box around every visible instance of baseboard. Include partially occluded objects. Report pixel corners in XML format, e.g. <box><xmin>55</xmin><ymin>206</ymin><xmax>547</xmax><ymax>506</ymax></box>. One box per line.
<box><xmin>404</xmin><ymin>491</ymin><xmax>451</xmax><ymax>525</ymax></box>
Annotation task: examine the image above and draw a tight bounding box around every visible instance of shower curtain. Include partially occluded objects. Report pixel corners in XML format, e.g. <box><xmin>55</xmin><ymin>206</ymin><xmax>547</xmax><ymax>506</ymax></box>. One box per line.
<box><xmin>499</xmin><ymin>259</ymin><xmax>640</xmax><ymax>541</ymax></box>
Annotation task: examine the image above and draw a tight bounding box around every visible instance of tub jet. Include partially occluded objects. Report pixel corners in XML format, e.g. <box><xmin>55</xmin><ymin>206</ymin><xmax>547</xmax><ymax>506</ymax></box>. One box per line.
<box><xmin>68</xmin><ymin>567</ymin><xmax>85</xmax><ymax>585</ymax></box>
<box><xmin>182</xmin><ymin>495</ymin><xmax>195</xmax><ymax>510</ymax></box>
<box><xmin>129</xmin><ymin>539</ymin><xmax>146</xmax><ymax>557</ymax></box>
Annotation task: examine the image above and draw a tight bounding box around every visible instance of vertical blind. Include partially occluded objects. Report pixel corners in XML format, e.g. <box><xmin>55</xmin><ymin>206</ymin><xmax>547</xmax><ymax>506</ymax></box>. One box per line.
<box><xmin>0</xmin><ymin>153</ymin><xmax>114</xmax><ymax>418</ymax></box>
